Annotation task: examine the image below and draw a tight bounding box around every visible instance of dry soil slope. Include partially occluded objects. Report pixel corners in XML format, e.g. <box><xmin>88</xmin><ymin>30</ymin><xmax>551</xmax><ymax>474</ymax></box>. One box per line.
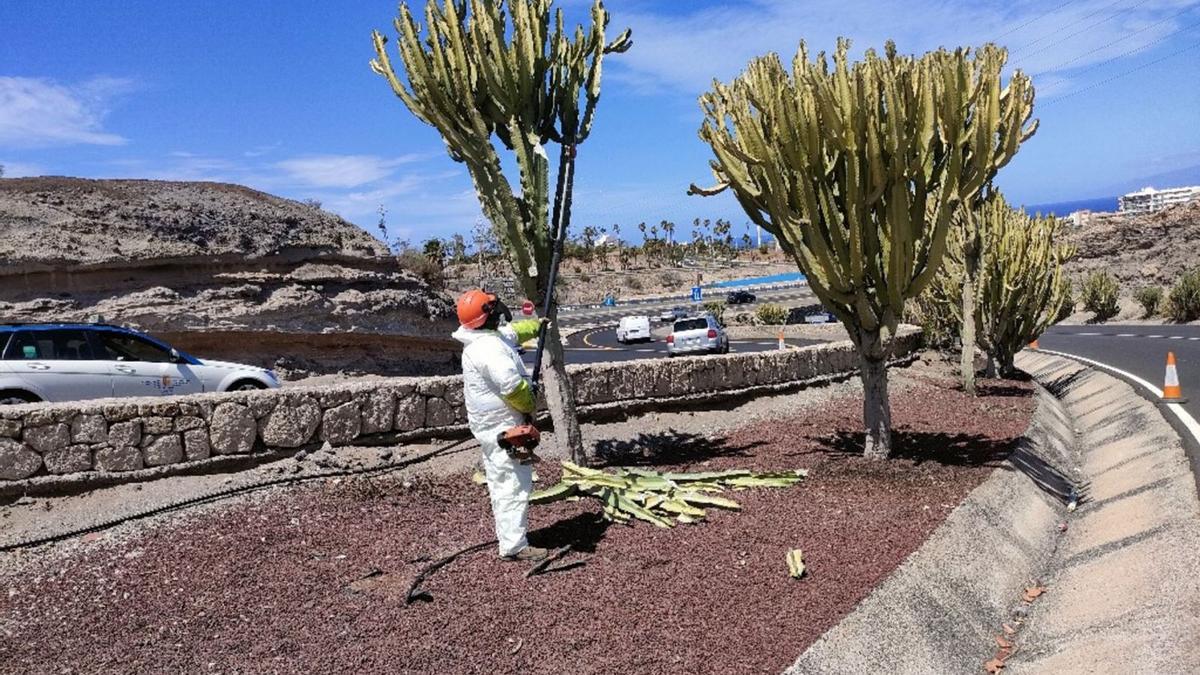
<box><xmin>1065</xmin><ymin>199</ymin><xmax>1200</xmax><ymax>288</ymax></box>
<box><xmin>0</xmin><ymin>177</ymin><xmax>456</xmax><ymax>376</ymax></box>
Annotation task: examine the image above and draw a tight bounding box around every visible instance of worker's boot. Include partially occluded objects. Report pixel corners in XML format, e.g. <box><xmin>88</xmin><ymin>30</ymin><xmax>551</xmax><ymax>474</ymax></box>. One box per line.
<box><xmin>502</xmin><ymin>545</ymin><xmax>549</xmax><ymax>562</ymax></box>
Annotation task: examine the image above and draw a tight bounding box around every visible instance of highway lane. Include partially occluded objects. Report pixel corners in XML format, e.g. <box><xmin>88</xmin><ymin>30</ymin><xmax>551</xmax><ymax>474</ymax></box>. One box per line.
<box><xmin>522</xmin><ymin>323</ymin><xmax>821</xmax><ymax>366</ymax></box>
<box><xmin>1038</xmin><ymin>324</ymin><xmax>1200</xmax><ymax>425</ymax></box>
<box><xmin>556</xmin><ymin>284</ymin><xmax>817</xmax><ymax>326</ymax></box>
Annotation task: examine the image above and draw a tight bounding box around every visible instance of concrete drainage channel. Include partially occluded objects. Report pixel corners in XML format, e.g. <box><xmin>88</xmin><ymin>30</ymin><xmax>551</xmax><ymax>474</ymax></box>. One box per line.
<box><xmin>788</xmin><ymin>349</ymin><xmax>1200</xmax><ymax>674</ymax></box>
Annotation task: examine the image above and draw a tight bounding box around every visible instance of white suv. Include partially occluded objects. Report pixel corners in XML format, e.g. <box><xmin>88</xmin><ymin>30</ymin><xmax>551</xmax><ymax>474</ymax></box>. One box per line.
<box><xmin>666</xmin><ymin>314</ymin><xmax>729</xmax><ymax>357</ymax></box>
<box><xmin>0</xmin><ymin>323</ymin><xmax>280</xmax><ymax>405</ymax></box>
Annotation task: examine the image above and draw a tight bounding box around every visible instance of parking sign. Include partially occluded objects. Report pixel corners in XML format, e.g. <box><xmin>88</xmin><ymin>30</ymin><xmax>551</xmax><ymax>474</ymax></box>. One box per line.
<box><xmin>691</xmin><ymin>286</ymin><xmax>702</xmax><ymax>302</ymax></box>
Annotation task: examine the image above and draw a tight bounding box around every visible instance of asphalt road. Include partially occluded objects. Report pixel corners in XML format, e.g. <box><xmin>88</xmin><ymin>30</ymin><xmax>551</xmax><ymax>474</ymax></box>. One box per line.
<box><xmin>1038</xmin><ymin>324</ymin><xmax>1200</xmax><ymax>423</ymax></box>
<box><xmin>557</xmin><ymin>285</ymin><xmax>817</xmax><ymax>327</ymax></box>
<box><xmin>521</xmin><ymin>323</ymin><xmax>821</xmax><ymax>366</ymax></box>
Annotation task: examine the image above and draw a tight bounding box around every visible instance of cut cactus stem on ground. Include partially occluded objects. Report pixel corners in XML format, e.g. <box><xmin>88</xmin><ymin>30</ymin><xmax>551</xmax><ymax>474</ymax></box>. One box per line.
<box><xmin>529</xmin><ymin>462</ymin><xmax>806</xmax><ymax>527</ymax></box>
<box><xmin>787</xmin><ymin>549</ymin><xmax>806</xmax><ymax>579</ymax></box>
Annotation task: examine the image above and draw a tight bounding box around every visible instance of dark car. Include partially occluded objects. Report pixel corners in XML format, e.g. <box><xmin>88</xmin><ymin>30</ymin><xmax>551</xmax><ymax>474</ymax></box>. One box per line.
<box><xmin>726</xmin><ymin>289</ymin><xmax>757</xmax><ymax>304</ymax></box>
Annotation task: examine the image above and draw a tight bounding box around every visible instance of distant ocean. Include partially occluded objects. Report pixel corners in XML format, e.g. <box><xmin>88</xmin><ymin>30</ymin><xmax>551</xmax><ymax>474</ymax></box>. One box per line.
<box><xmin>1023</xmin><ymin>196</ymin><xmax>1117</xmax><ymax>217</ymax></box>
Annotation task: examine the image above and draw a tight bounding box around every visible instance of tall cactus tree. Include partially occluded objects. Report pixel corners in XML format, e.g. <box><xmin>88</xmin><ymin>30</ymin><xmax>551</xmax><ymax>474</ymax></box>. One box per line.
<box><xmin>971</xmin><ymin>196</ymin><xmax>1074</xmax><ymax>377</ymax></box>
<box><xmin>691</xmin><ymin>40</ymin><xmax>1037</xmax><ymax>458</ymax></box>
<box><xmin>370</xmin><ymin>0</ymin><xmax>631</xmax><ymax>462</ymax></box>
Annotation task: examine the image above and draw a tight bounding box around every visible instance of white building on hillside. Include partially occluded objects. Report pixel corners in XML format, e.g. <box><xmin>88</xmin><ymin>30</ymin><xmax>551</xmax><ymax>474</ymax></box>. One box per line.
<box><xmin>1118</xmin><ymin>185</ymin><xmax>1200</xmax><ymax>214</ymax></box>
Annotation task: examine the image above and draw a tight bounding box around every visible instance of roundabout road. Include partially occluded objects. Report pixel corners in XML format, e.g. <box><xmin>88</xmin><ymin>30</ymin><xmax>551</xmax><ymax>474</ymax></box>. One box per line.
<box><xmin>522</xmin><ymin>323</ymin><xmax>824</xmax><ymax>366</ymax></box>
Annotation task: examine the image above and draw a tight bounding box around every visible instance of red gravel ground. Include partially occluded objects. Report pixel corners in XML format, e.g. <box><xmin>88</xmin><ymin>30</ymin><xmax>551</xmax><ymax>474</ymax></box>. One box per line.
<box><xmin>0</xmin><ymin>377</ymin><xmax>1033</xmax><ymax>674</ymax></box>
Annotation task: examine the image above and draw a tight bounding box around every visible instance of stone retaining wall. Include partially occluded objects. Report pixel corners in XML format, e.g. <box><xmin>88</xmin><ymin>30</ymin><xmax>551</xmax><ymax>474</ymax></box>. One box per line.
<box><xmin>0</xmin><ymin>330</ymin><xmax>920</xmax><ymax>485</ymax></box>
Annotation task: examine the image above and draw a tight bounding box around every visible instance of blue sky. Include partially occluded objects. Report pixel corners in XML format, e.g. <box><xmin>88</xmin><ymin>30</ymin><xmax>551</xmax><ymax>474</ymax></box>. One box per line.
<box><xmin>2</xmin><ymin>0</ymin><xmax>1199</xmax><ymax>244</ymax></box>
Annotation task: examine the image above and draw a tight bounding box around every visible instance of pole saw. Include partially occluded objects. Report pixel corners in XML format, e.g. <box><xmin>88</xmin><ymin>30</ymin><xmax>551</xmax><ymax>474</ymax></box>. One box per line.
<box><xmin>497</xmin><ymin>143</ymin><xmax>577</xmax><ymax>461</ymax></box>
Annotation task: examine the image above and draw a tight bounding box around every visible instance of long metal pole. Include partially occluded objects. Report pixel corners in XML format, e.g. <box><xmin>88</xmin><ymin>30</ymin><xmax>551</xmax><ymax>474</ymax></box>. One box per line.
<box><xmin>530</xmin><ymin>143</ymin><xmax>576</xmax><ymax>387</ymax></box>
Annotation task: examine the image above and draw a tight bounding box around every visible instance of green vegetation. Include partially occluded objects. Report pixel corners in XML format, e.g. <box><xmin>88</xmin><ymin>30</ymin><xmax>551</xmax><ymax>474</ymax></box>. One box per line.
<box><xmin>1081</xmin><ymin>271</ymin><xmax>1120</xmax><ymax>322</ymax></box>
<box><xmin>755</xmin><ymin>303</ymin><xmax>787</xmax><ymax>326</ymax></box>
<box><xmin>1167</xmin><ymin>269</ymin><xmax>1200</xmax><ymax>322</ymax></box>
<box><xmin>371</xmin><ymin>0</ymin><xmax>631</xmax><ymax>462</ymax></box>
<box><xmin>691</xmin><ymin>40</ymin><xmax>1036</xmax><ymax>457</ymax></box>
<box><xmin>702</xmin><ymin>301</ymin><xmax>726</xmax><ymax>325</ymax></box>
<box><xmin>1134</xmin><ymin>286</ymin><xmax>1163</xmax><ymax>318</ymax></box>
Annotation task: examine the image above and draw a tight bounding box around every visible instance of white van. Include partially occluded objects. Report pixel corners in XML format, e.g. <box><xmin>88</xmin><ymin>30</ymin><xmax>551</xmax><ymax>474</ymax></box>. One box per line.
<box><xmin>615</xmin><ymin>316</ymin><xmax>651</xmax><ymax>344</ymax></box>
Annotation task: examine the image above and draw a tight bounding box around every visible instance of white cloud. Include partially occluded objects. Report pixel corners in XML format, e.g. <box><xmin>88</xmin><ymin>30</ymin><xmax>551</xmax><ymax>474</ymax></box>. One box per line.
<box><xmin>609</xmin><ymin>0</ymin><xmax>1200</xmax><ymax>96</ymax></box>
<box><xmin>275</xmin><ymin>153</ymin><xmax>422</xmax><ymax>188</ymax></box>
<box><xmin>0</xmin><ymin>76</ymin><xmax>133</xmax><ymax>148</ymax></box>
<box><xmin>0</xmin><ymin>159</ymin><xmax>45</xmax><ymax>177</ymax></box>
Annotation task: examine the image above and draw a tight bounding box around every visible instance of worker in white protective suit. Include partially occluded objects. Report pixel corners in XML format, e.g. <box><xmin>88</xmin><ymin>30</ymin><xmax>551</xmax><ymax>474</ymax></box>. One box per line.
<box><xmin>452</xmin><ymin>289</ymin><xmax>550</xmax><ymax>562</ymax></box>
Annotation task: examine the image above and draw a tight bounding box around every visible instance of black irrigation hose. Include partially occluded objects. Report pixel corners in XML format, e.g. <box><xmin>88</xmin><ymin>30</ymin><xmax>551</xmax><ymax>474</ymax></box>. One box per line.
<box><xmin>0</xmin><ymin>437</ymin><xmax>479</xmax><ymax>553</ymax></box>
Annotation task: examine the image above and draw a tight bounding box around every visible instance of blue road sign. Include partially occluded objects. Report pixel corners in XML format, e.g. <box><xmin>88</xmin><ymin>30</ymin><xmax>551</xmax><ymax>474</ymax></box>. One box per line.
<box><xmin>691</xmin><ymin>286</ymin><xmax>703</xmax><ymax>302</ymax></box>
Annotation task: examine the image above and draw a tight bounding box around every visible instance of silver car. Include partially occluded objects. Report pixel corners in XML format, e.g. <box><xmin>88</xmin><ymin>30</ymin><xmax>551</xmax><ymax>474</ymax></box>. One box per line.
<box><xmin>666</xmin><ymin>314</ymin><xmax>729</xmax><ymax>357</ymax></box>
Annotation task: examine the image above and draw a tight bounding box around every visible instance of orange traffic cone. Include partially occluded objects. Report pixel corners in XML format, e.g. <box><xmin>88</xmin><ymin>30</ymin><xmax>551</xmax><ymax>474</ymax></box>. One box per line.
<box><xmin>1028</xmin><ymin>338</ymin><xmax>1039</xmax><ymax>350</ymax></box>
<box><xmin>777</xmin><ymin>329</ymin><xmax>785</xmax><ymax>350</ymax></box>
<box><xmin>1162</xmin><ymin>351</ymin><xmax>1186</xmax><ymax>403</ymax></box>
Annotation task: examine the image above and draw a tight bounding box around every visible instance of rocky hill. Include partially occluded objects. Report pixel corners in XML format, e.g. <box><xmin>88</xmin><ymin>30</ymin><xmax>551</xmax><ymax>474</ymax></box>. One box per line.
<box><xmin>1065</xmin><ymin>199</ymin><xmax>1200</xmax><ymax>288</ymax></box>
<box><xmin>0</xmin><ymin>177</ymin><xmax>457</xmax><ymax>377</ymax></box>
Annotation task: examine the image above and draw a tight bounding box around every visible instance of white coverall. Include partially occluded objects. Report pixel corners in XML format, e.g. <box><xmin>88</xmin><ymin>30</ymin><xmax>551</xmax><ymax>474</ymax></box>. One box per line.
<box><xmin>452</xmin><ymin>323</ymin><xmax>535</xmax><ymax>557</ymax></box>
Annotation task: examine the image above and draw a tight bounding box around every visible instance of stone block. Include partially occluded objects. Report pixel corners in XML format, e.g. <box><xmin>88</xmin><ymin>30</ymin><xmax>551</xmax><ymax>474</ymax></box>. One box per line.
<box><xmin>424</xmin><ymin>397</ymin><xmax>456</xmax><ymax>427</ymax></box>
<box><xmin>317</xmin><ymin>389</ymin><xmax>354</xmax><ymax>409</ymax></box>
<box><xmin>0</xmin><ymin>438</ymin><xmax>41</xmax><ymax>480</ymax></box>
<box><xmin>23</xmin><ymin>423</ymin><xmax>70</xmax><ymax>454</ymax></box>
<box><xmin>143</xmin><ymin>434</ymin><xmax>184</xmax><ymax>466</ymax></box>
<box><xmin>142</xmin><ymin>417</ymin><xmax>174</xmax><ymax>435</ymax></box>
<box><xmin>0</xmin><ymin>419</ymin><xmax>20</xmax><ymax>438</ymax></box>
<box><xmin>94</xmin><ymin>446</ymin><xmax>143</xmax><ymax>472</ymax></box>
<box><xmin>183</xmin><ymin>429</ymin><xmax>211</xmax><ymax>461</ymax></box>
<box><xmin>101</xmin><ymin>402</ymin><xmax>140</xmax><ymax>422</ymax></box>
<box><xmin>70</xmin><ymin>414</ymin><xmax>108</xmax><ymax>444</ymax></box>
<box><xmin>258</xmin><ymin>396</ymin><xmax>320</xmax><ymax>448</ymax></box>
<box><xmin>247</xmin><ymin>394</ymin><xmax>278</xmax><ymax>419</ymax></box>
<box><xmin>358</xmin><ymin>390</ymin><xmax>395</xmax><ymax>435</ymax></box>
<box><xmin>175</xmin><ymin>416</ymin><xmax>205</xmax><ymax>432</ymax></box>
<box><xmin>395</xmin><ymin>395</ymin><xmax>426</xmax><ymax>432</ymax></box>
<box><xmin>321</xmin><ymin>401</ymin><xmax>361</xmax><ymax>446</ymax></box>
<box><xmin>108</xmin><ymin>420</ymin><xmax>142</xmax><ymax>448</ymax></box>
<box><xmin>210</xmin><ymin>402</ymin><xmax>256</xmax><ymax>454</ymax></box>
<box><xmin>44</xmin><ymin>445</ymin><xmax>92</xmax><ymax>474</ymax></box>
<box><xmin>138</xmin><ymin>402</ymin><xmax>180</xmax><ymax>418</ymax></box>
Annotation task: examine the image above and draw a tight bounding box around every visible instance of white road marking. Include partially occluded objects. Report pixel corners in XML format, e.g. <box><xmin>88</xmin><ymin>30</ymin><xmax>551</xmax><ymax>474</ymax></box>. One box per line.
<box><xmin>1170</xmin><ymin>335</ymin><xmax>1185</xmax><ymax>340</ymax></box>
<box><xmin>1148</xmin><ymin>335</ymin><xmax>1165</xmax><ymax>339</ymax></box>
<box><xmin>1035</xmin><ymin>347</ymin><xmax>1200</xmax><ymax>450</ymax></box>
<box><xmin>1116</xmin><ymin>333</ymin><xmax>1137</xmax><ymax>338</ymax></box>
<box><xmin>1076</xmin><ymin>331</ymin><xmax>1102</xmax><ymax>336</ymax></box>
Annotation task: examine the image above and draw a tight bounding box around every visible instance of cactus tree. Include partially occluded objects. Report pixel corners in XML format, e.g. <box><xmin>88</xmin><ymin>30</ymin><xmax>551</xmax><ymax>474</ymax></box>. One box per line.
<box><xmin>691</xmin><ymin>40</ymin><xmax>1037</xmax><ymax>458</ymax></box>
<box><xmin>371</xmin><ymin>0</ymin><xmax>631</xmax><ymax>462</ymax></box>
<box><xmin>974</xmin><ymin>198</ymin><xmax>1073</xmax><ymax>377</ymax></box>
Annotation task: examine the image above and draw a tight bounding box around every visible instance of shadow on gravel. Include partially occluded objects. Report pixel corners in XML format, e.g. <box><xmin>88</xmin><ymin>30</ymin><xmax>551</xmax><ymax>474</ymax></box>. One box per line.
<box><xmin>528</xmin><ymin>511</ymin><xmax>612</xmax><ymax>555</ymax></box>
<box><xmin>807</xmin><ymin>430</ymin><xmax>1018</xmax><ymax>468</ymax></box>
<box><xmin>591</xmin><ymin>430</ymin><xmax>766</xmax><ymax>467</ymax></box>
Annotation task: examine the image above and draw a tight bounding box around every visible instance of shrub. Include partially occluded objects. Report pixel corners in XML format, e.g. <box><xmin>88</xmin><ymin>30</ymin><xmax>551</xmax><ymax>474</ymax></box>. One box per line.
<box><xmin>702</xmin><ymin>301</ymin><xmax>726</xmax><ymax>325</ymax></box>
<box><xmin>1134</xmin><ymin>286</ymin><xmax>1163</xmax><ymax>318</ymax></box>
<box><xmin>755</xmin><ymin>303</ymin><xmax>787</xmax><ymax>325</ymax></box>
<box><xmin>1080</xmin><ymin>271</ymin><xmax>1120</xmax><ymax>322</ymax></box>
<box><xmin>1167</xmin><ymin>269</ymin><xmax>1200</xmax><ymax>322</ymax></box>
<box><xmin>626</xmin><ymin>276</ymin><xmax>644</xmax><ymax>292</ymax></box>
<box><xmin>397</xmin><ymin>251</ymin><xmax>444</xmax><ymax>289</ymax></box>
<box><xmin>1056</xmin><ymin>279</ymin><xmax>1075</xmax><ymax>322</ymax></box>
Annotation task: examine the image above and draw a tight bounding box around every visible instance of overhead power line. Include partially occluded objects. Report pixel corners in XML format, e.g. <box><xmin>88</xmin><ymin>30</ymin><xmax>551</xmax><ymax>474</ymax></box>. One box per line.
<box><xmin>1033</xmin><ymin>15</ymin><xmax>1200</xmax><ymax>79</ymax></box>
<box><xmin>1028</xmin><ymin>4</ymin><xmax>1200</xmax><ymax>75</ymax></box>
<box><xmin>1008</xmin><ymin>0</ymin><xmax>1133</xmax><ymax>56</ymax></box>
<box><xmin>1012</xmin><ymin>0</ymin><xmax>1154</xmax><ymax>64</ymax></box>
<box><xmin>1039</xmin><ymin>39</ymin><xmax>1200</xmax><ymax>107</ymax></box>
<box><xmin>991</xmin><ymin>0</ymin><xmax>1078</xmax><ymax>42</ymax></box>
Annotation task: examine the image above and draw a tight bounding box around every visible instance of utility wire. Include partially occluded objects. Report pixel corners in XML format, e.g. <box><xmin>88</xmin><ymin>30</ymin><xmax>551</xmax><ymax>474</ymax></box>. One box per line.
<box><xmin>1039</xmin><ymin>39</ymin><xmax>1200</xmax><ymax>107</ymax></box>
<box><xmin>1012</xmin><ymin>0</ymin><xmax>1155</xmax><ymax>64</ymax></box>
<box><xmin>1035</xmin><ymin>15</ymin><xmax>1200</xmax><ymax>80</ymax></box>
<box><xmin>1009</xmin><ymin>0</ymin><xmax>1135</xmax><ymax>56</ymax></box>
<box><xmin>1028</xmin><ymin>4</ymin><xmax>1200</xmax><ymax>76</ymax></box>
<box><xmin>991</xmin><ymin>0</ymin><xmax>1078</xmax><ymax>42</ymax></box>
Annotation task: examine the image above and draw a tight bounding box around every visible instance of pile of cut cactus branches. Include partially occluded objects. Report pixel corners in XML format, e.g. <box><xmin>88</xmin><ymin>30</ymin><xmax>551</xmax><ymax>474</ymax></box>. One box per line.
<box><xmin>530</xmin><ymin>462</ymin><xmax>807</xmax><ymax>528</ymax></box>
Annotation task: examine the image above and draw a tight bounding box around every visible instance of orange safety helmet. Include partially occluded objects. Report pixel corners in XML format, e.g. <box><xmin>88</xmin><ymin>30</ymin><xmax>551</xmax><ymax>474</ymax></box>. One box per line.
<box><xmin>456</xmin><ymin>289</ymin><xmax>499</xmax><ymax>329</ymax></box>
